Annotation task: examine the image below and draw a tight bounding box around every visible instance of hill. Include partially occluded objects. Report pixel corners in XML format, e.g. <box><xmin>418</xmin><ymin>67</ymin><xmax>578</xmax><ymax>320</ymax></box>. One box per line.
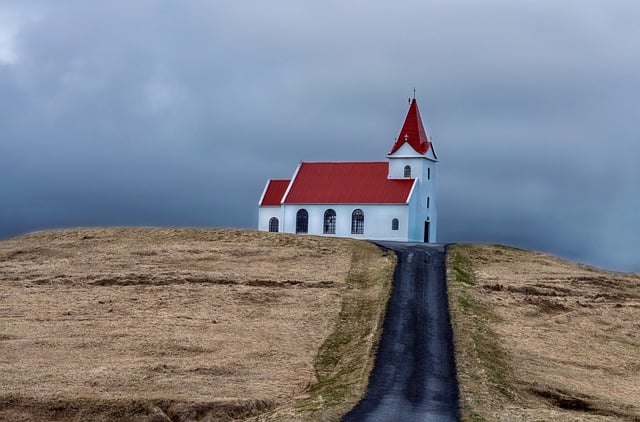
<box><xmin>0</xmin><ymin>228</ymin><xmax>394</xmax><ymax>421</ymax></box>
<box><xmin>447</xmin><ymin>244</ymin><xmax>640</xmax><ymax>421</ymax></box>
<box><xmin>3</xmin><ymin>230</ymin><xmax>638</xmax><ymax>421</ymax></box>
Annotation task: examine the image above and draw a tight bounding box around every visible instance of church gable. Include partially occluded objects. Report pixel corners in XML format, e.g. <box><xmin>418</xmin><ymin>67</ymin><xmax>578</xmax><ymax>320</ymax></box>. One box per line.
<box><xmin>387</xmin><ymin>142</ymin><xmax>425</xmax><ymax>157</ymax></box>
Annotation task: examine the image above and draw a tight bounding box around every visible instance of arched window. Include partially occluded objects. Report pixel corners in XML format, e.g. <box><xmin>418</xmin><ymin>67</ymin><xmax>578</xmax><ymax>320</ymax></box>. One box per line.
<box><xmin>427</xmin><ymin>197</ymin><xmax>430</xmax><ymax>208</ymax></box>
<box><xmin>268</xmin><ymin>217</ymin><xmax>279</xmax><ymax>232</ymax></box>
<box><xmin>323</xmin><ymin>209</ymin><xmax>336</xmax><ymax>234</ymax></box>
<box><xmin>351</xmin><ymin>209</ymin><xmax>364</xmax><ymax>234</ymax></box>
<box><xmin>392</xmin><ymin>218</ymin><xmax>399</xmax><ymax>231</ymax></box>
<box><xmin>428</xmin><ymin>168</ymin><xmax>431</xmax><ymax>180</ymax></box>
<box><xmin>404</xmin><ymin>165</ymin><xmax>411</xmax><ymax>178</ymax></box>
<box><xmin>296</xmin><ymin>209</ymin><xmax>308</xmax><ymax>234</ymax></box>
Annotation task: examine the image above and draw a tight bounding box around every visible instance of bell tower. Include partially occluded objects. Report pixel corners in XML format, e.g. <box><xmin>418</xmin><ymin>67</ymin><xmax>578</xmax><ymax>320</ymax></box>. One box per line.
<box><xmin>387</xmin><ymin>98</ymin><xmax>438</xmax><ymax>242</ymax></box>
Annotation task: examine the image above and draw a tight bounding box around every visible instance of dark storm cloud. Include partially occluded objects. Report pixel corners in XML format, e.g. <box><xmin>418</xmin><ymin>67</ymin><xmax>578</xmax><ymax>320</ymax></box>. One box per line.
<box><xmin>0</xmin><ymin>1</ymin><xmax>639</xmax><ymax>271</ymax></box>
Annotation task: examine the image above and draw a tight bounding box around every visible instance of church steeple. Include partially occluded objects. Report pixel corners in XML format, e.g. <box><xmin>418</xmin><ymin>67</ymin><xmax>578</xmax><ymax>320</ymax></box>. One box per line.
<box><xmin>389</xmin><ymin>98</ymin><xmax>431</xmax><ymax>155</ymax></box>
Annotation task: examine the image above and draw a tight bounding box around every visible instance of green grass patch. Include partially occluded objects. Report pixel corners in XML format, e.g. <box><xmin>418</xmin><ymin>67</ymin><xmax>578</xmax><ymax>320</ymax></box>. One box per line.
<box><xmin>451</xmin><ymin>246</ymin><xmax>477</xmax><ymax>286</ymax></box>
<box><xmin>468</xmin><ymin>411</ymin><xmax>486</xmax><ymax>422</ymax></box>
<box><xmin>447</xmin><ymin>245</ymin><xmax>514</xmax><ymax>421</ymax></box>
<box><xmin>457</xmin><ymin>295</ymin><xmax>473</xmax><ymax>313</ymax></box>
<box><xmin>293</xmin><ymin>242</ymin><xmax>395</xmax><ymax>420</ymax></box>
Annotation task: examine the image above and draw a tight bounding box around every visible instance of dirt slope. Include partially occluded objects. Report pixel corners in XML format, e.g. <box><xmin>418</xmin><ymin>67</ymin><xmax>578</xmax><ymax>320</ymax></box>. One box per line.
<box><xmin>0</xmin><ymin>228</ymin><xmax>394</xmax><ymax>421</ymax></box>
<box><xmin>447</xmin><ymin>244</ymin><xmax>640</xmax><ymax>421</ymax></box>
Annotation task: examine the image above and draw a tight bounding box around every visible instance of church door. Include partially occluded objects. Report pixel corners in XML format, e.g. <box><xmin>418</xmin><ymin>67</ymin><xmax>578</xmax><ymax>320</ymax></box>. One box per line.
<box><xmin>424</xmin><ymin>221</ymin><xmax>430</xmax><ymax>243</ymax></box>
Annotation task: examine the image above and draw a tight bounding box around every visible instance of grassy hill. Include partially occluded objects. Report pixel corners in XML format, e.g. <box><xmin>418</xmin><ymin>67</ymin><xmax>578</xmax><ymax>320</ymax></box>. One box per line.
<box><xmin>0</xmin><ymin>228</ymin><xmax>394</xmax><ymax>421</ymax></box>
<box><xmin>447</xmin><ymin>244</ymin><xmax>640</xmax><ymax>421</ymax></box>
<box><xmin>2</xmin><ymin>229</ymin><xmax>638</xmax><ymax>421</ymax></box>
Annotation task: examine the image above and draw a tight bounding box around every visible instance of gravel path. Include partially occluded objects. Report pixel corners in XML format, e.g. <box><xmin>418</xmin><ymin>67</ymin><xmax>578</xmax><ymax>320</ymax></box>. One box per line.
<box><xmin>343</xmin><ymin>242</ymin><xmax>459</xmax><ymax>421</ymax></box>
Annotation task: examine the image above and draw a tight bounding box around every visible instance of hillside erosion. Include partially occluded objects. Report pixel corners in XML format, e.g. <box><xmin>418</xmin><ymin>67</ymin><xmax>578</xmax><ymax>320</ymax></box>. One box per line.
<box><xmin>447</xmin><ymin>244</ymin><xmax>640</xmax><ymax>421</ymax></box>
<box><xmin>0</xmin><ymin>228</ymin><xmax>394</xmax><ymax>421</ymax></box>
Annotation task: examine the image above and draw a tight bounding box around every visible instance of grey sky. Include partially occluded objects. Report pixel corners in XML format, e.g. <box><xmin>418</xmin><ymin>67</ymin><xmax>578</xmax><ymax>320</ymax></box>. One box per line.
<box><xmin>1</xmin><ymin>1</ymin><xmax>639</xmax><ymax>272</ymax></box>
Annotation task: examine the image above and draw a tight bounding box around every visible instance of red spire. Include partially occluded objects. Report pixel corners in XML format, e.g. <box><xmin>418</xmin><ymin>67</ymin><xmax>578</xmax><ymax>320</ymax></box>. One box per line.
<box><xmin>389</xmin><ymin>98</ymin><xmax>431</xmax><ymax>155</ymax></box>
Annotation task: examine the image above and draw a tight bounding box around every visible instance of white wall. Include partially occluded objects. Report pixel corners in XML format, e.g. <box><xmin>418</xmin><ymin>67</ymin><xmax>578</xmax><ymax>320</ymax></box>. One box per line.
<box><xmin>258</xmin><ymin>206</ymin><xmax>283</xmax><ymax>232</ymax></box>
<box><xmin>388</xmin><ymin>149</ymin><xmax>438</xmax><ymax>242</ymax></box>
<box><xmin>387</xmin><ymin>143</ymin><xmax>425</xmax><ymax>179</ymax></box>
<box><xmin>280</xmin><ymin>204</ymin><xmax>410</xmax><ymax>241</ymax></box>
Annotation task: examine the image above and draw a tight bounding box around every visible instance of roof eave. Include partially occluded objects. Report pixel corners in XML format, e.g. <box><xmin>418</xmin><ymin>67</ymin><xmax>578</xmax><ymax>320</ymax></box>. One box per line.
<box><xmin>406</xmin><ymin>179</ymin><xmax>418</xmax><ymax>204</ymax></box>
<box><xmin>281</xmin><ymin>163</ymin><xmax>302</xmax><ymax>204</ymax></box>
<box><xmin>258</xmin><ymin>179</ymin><xmax>272</xmax><ymax>206</ymax></box>
<box><xmin>429</xmin><ymin>144</ymin><xmax>438</xmax><ymax>160</ymax></box>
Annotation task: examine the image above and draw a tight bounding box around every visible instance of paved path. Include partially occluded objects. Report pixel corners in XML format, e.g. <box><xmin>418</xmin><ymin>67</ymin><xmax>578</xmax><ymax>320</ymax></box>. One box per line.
<box><xmin>343</xmin><ymin>242</ymin><xmax>459</xmax><ymax>422</ymax></box>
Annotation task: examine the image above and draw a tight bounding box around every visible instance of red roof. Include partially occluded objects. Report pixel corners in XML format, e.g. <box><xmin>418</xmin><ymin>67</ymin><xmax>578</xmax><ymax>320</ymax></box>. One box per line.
<box><xmin>283</xmin><ymin>162</ymin><xmax>414</xmax><ymax>204</ymax></box>
<box><xmin>389</xmin><ymin>98</ymin><xmax>431</xmax><ymax>155</ymax></box>
<box><xmin>260</xmin><ymin>179</ymin><xmax>290</xmax><ymax>206</ymax></box>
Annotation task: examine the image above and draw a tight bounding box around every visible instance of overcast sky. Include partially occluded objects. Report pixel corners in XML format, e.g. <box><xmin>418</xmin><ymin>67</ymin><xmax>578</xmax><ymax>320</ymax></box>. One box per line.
<box><xmin>1</xmin><ymin>1</ymin><xmax>639</xmax><ymax>272</ymax></box>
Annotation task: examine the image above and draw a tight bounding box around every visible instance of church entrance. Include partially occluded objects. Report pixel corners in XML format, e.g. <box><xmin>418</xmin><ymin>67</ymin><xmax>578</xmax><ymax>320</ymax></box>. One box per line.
<box><xmin>424</xmin><ymin>221</ymin><xmax>430</xmax><ymax>243</ymax></box>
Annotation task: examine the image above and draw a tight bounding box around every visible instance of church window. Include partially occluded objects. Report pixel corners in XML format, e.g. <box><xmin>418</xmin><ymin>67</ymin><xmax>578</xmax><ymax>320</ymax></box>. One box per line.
<box><xmin>427</xmin><ymin>197</ymin><xmax>430</xmax><ymax>208</ymax></box>
<box><xmin>404</xmin><ymin>165</ymin><xmax>411</xmax><ymax>178</ymax></box>
<box><xmin>351</xmin><ymin>209</ymin><xmax>364</xmax><ymax>234</ymax></box>
<box><xmin>392</xmin><ymin>218</ymin><xmax>399</xmax><ymax>231</ymax></box>
<box><xmin>428</xmin><ymin>168</ymin><xmax>431</xmax><ymax>179</ymax></box>
<box><xmin>296</xmin><ymin>209</ymin><xmax>308</xmax><ymax>234</ymax></box>
<box><xmin>323</xmin><ymin>209</ymin><xmax>336</xmax><ymax>234</ymax></box>
<box><xmin>268</xmin><ymin>217</ymin><xmax>279</xmax><ymax>232</ymax></box>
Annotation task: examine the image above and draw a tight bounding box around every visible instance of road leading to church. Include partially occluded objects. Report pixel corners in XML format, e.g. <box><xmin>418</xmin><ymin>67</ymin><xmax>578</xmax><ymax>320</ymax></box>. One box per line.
<box><xmin>343</xmin><ymin>242</ymin><xmax>459</xmax><ymax>422</ymax></box>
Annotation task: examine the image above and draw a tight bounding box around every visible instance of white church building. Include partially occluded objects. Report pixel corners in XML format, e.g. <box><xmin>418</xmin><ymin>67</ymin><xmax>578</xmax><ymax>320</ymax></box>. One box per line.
<box><xmin>258</xmin><ymin>98</ymin><xmax>438</xmax><ymax>242</ymax></box>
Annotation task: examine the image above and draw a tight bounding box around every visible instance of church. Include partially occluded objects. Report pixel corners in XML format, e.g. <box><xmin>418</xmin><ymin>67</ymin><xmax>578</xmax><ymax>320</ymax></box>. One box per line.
<box><xmin>258</xmin><ymin>98</ymin><xmax>438</xmax><ymax>242</ymax></box>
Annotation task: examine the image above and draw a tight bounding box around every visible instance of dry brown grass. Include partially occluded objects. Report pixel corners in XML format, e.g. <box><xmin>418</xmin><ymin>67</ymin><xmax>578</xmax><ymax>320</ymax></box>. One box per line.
<box><xmin>447</xmin><ymin>244</ymin><xmax>640</xmax><ymax>421</ymax></box>
<box><xmin>0</xmin><ymin>228</ymin><xmax>394</xmax><ymax>421</ymax></box>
